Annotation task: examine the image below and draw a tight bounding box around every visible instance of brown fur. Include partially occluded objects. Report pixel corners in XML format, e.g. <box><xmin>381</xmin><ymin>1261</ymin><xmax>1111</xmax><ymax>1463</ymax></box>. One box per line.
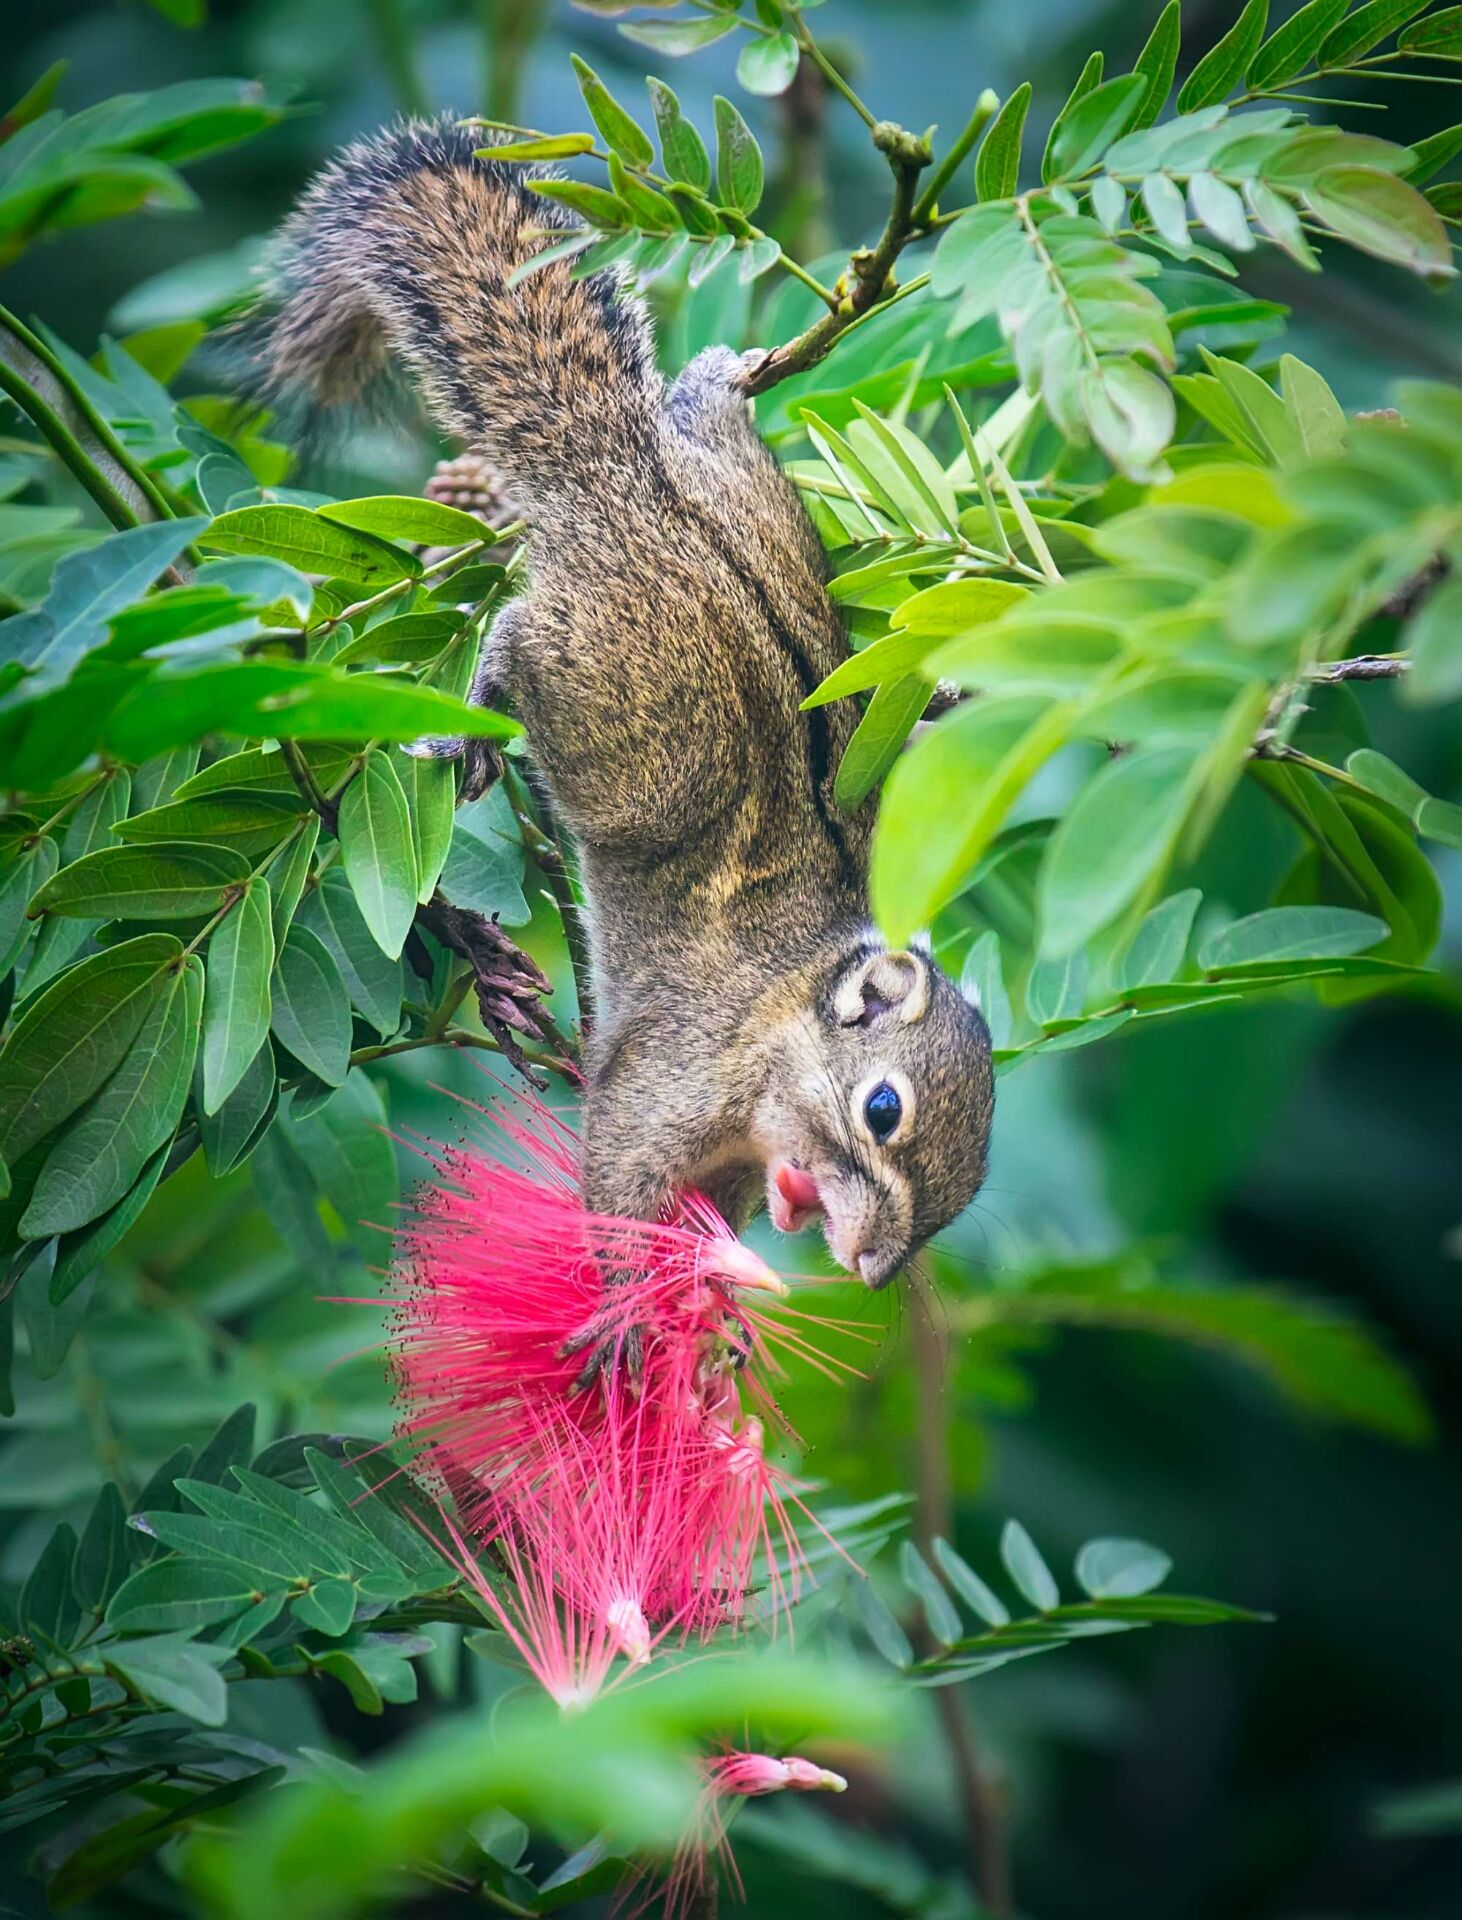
<box><xmin>258</xmin><ymin>120</ymin><xmax>994</xmax><ymax>1284</ymax></box>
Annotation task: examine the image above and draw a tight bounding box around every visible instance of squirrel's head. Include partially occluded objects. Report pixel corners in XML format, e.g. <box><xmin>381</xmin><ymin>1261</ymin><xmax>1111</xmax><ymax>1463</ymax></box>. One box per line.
<box><xmin>750</xmin><ymin>941</ymin><xmax>993</xmax><ymax>1288</ymax></box>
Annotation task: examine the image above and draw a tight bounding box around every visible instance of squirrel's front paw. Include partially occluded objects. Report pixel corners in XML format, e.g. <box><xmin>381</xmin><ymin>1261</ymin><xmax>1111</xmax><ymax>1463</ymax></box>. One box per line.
<box><xmin>559</xmin><ymin>1314</ymin><xmax>646</xmax><ymax>1395</ymax></box>
<box><xmin>402</xmin><ymin>733</ymin><xmax>502</xmax><ymax>802</ymax></box>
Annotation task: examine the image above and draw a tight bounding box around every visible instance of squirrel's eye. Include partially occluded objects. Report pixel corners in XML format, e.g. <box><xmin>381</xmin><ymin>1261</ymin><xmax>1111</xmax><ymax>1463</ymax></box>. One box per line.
<box><xmin>864</xmin><ymin>1082</ymin><xmax>902</xmax><ymax>1142</ymax></box>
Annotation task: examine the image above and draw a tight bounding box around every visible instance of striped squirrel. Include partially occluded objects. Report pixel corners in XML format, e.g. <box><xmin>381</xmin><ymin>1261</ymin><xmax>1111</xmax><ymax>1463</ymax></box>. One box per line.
<box><xmin>259</xmin><ymin>120</ymin><xmax>993</xmax><ymax>1289</ymax></box>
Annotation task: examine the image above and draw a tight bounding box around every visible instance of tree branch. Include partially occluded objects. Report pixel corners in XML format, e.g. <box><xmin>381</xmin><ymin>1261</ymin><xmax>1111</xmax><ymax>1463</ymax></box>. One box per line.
<box><xmin>741</xmin><ymin>121</ymin><xmax>933</xmax><ymax>397</ymax></box>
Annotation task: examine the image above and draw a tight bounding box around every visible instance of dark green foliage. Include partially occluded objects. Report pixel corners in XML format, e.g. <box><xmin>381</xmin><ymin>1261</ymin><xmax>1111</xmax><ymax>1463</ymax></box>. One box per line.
<box><xmin>0</xmin><ymin>3</ymin><xmax>1459</xmax><ymax>1916</ymax></box>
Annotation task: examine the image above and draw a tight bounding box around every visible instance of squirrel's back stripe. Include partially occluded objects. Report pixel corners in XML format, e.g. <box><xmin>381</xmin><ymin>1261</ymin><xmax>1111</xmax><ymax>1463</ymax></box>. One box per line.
<box><xmin>256</xmin><ymin>118</ymin><xmax>659</xmax><ymax>501</ymax></box>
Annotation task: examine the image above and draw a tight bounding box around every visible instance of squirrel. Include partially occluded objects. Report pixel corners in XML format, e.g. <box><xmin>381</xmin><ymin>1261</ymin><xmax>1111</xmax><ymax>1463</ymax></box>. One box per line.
<box><xmin>257</xmin><ymin>119</ymin><xmax>993</xmax><ymax>1291</ymax></box>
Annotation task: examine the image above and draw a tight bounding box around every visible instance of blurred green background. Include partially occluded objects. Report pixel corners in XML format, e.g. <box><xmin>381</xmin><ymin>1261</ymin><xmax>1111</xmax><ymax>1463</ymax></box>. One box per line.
<box><xmin>3</xmin><ymin>3</ymin><xmax>1460</xmax><ymax>1915</ymax></box>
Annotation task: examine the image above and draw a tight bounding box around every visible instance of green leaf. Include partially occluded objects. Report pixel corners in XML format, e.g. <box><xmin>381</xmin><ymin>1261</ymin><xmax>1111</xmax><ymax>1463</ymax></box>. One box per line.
<box><xmin>1038</xmin><ymin>745</ymin><xmax>1202</xmax><ymax>956</ymax></box>
<box><xmin>899</xmin><ymin>1541</ymin><xmax>963</xmax><ymax>1645</ymax></box>
<box><xmin>334</xmin><ymin>615</ymin><xmax>465</xmax><ymax>670</ymax></box>
<box><xmin>1046</xmin><ymin>73</ymin><xmax>1148</xmax><ymax>182</ymax></box>
<box><xmin>0</xmin><ymin>518</ymin><xmax>206</xmax><ymax>692</ymax></box>
<box><xmin>1130</xmin><ymin>0</ymin><xmax>1183</xmax><ymax>127</ymax></box>
<box><xmin>319</xmin><ymin>495</ymin><xmax>492</xmax><ymax>549</ymax></box>
<box><xmin>1248</xmin><ymin>0</ymin><xmax>1351</xmax><ymax>88</ymax></box>
<box><xmin>30</xmin><ymin>841</ymin><xmax>249</xmax><ymax>919</ymax></box>
<box><xmin>1199</xmin><ymin>905</ymin><xmax>1388</xmax><ymax>969</ymax></box>
<box><xmin>852</xmin><ymin>1575</ymin><xmax>914</xmax><ymax>1669</ymax></box>
<box><xmin>1415</xmin><ymin>796</ymin><xmax>1462</xmax><ymax>850</ymax></box>
<box><xmin>310</xmin><ymin>1646</ymin><xmax>383</xmax><ymax>1714</ymax></box>
<box><xmin>17</xmin><ymin>1248</ymin><xmax>94</xmax><ymax>1378</ymax></box>
<box><xmin>1000</xmin><ymin>1519</ymin><xmax>1060</xmax><ymax>1611</ymax></box>
<box><xmin>571</xmin><ymin>53</ymin><xmax>654</xmax><ymax>168</ymax></box>
<box><xmin>1279</xmin><ymin>353</ymin><xmax>1348</xmax><ymax>457</ymax></box>
<box><xmin>1074</xmin><ymin>1537</ymin><xmax>1173</xmax><ymax>1599</ymax></box>
<box><xmin>833</xmin><ymin>675</ymin><xmax>931</xmax><ymax>813</ymax></box>
<box><xmin>293</xmin><ymin>1576</ymin><xmax>357</xmax><ymax>1637</ymax></box>
<box><xmin>975</xmin><ymin>82</ymin><xmax>1032</xmax><ymax>201</ymax></box>
<box><xmin>1117</xmin><ymin>888</ymin><xmax>1201</xmax><ymax>988</ymax></box>
<box><xmin>1320</xmin><ymin>0</ymin><xmax>1432</xmax><ymax>66</ymax></box>
<box><xmin>289</xmin><ymin>1073</ymin><xmax>396</xmax><ymax>1264</ymax></box>
<box><xmin>107</xmin><ymin>1556</ymin><xmax>257</xmax><ymax>1633</ymax></box>
<box><xmin>0</xmin><ymin>837</ymin><xmax>58</xmax><ymax>975</ymax></box>
<box><xmin>0</xmin><ymin>933</ymin><xmax>181</xmax><ymax>1163</ymax></box>
<box><xmin>809</xmin><ymin>582</ymin><xmax>1029</xmax><ymax>705</ymax></box>
<box><xmin>932</xmin><ymin>1537</ymin><xmax>1011</xmax><ymax>1626</ymax></box>
<box><xmin>1190</xmin><ymin>171</ymin><xmax>1255</xmax><ymax>250</ymax></box>
<box><xmin>478</xmin><ymin>131</ymin><xmax>596</xmax><ymax>163</ymax></box>
<box><xmin>1402</xmin><ymin>574</ymin><xmax>1462</xmax><ymax>704</ymax></box>
<box><xmin>959</xmin><ymin>930</ymin><xmax>1013</xmax><ymax>1050</ymax></box>
<box><xmin>22</xmin><ymin>956</ymin><xmax>200</xmax><ymax>1235</ymax></box>
<box><xmin>118</xmin><ymin>789</ymin><xmax>309</xmax><ymax>856</ymax></box>
<box><xmin>177</xmin><ymin>744</ymin><xmax>353</xmax><ymax>802</ymax></box>
<box><xmin>871</xmin><ymin>697</ymin><xmax>1070</xmax><ymax>943</ymax></box>
<box><xmin>1042</xmin><ymin>51</ymin><xmax>1104</xmax><ymax>184</ymax></box>
<box><xmin>103</xmin><ymin>1632</ymin><xmax>230</xmax><ymax>1725</ymax></box>
<box><xmin>1400</xmin><ymin>4</ymin><xmax>1462</xmax><ymax>51</ymax></box>
<box><xmin>20</xmin><ymin>1521</ymin><xmax>80</xmax><ymax>1647</ymax></box>
<box><xmin>647</xmin><ymin>78</ymin><xmax>712</xmax><ymax>192</ymax></box>
<box><xmin>397</xmin><ymin>751</ymin><xmax>456</xmax><ymax>905</ymax></box>
<box><xmin>623</xmin><ymin>17</ymin><xmax>738</xmax><ymax>56</ymax></box>
<box><xmin>1404</xmin><ymin>121</ymin><xmax>1462</xmax><ymax>185</ymax></box>
<box><xmin>1345</xmin><ymin>747</ymin><xmax>1428</xmax><ymax>814</ymax></box>
<box><xmin>192</xmin><ymin>1403</ymin><xmax>258</xmax><ymax>1488</ymax></box>
<box><xmin>113</xmin><ymin>650</ymin><xmax>500</xmax><ymax>766</ymax></box>
<box><xmin>51</xmin><ymin>1144</ymin><xmax>167</xmax><ymax>1303</ymax></box>
<box><xmin>1304</xmin><ymin>165</ymin><xmax>1455</xmax><ymax>280</ymax></box>
<box><xmin>1026</xmin><ymin>947</ymin><xmax>1088</xmax><ymax>1026</ymax></box>
<box><xmin>298</xmin><ymin>869</ymin><xmax>405</xmax><ymax>1036</ymax></box>
<box><xmin>74</xmin><ymin>1482</ymin><xmax>129</xmax><ymax>1614</ymax></box>
<box><xmin>714</xmin><ymin>95</ymin><xmax>764</xmax><ymax>212</ymax></box>
<box><xmin>198</xmin><ymin>1043</ymin><xmax>276</xmax><ymax>1176</ymax></box>
<box><xmin>202</xmin><ymin>879</ymin><xmax>274</xmax><ymax>1113</ymax></box>
<box><xmin>338</xmin><ymin>749</ymin><xmax>417</xmax><ymax>958</ymax></box>
<box><xmin>267</xmin><ymin>815</ymin><xmax>319</xmax><ymax>947</ymax></box>
<box><xmin>201</xmin><ymin>505</ymin><xmax>418</xmax><ymax>587</ymax></box>
<box><xmin>1178</xmin><ymin>0</ymin><xmax>1269</xmax><ymax>110</ymax></box>
<box><xmin>271</xmin><ymin>926</ymin><xmax>352</xmax><ymax>1087</ymax></box>
<box><xmin>737</xmin><ymin>31</ymin><xmax>799</xmax><ymax>96</ymax></box>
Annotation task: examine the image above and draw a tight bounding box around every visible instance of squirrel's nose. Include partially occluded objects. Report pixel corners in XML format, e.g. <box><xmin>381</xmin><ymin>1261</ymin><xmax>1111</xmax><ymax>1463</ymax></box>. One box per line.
<box><xmin>856</xmin><ymin>1248</ymin><xmax>904</xmax><ymax>1291</ymax></box>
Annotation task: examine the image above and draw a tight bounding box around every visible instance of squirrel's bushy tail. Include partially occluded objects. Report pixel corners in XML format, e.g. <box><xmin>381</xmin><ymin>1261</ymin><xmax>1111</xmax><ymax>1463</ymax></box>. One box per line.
<box><xmin>256</xmin><ymin>118</ymin><xmax>659</xmax><ymax>503</ymax></box>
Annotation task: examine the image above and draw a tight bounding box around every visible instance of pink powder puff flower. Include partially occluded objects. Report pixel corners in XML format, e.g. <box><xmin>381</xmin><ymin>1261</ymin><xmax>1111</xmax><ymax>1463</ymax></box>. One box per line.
<box><xmin>646</xmin><ymin>1749</ymin><xmax>847</xmax><ymax>1920</ymax></box>
<box><xmin>388</xmin><ymin>1088</ymin><xmax>859</xmax><ymax>1705</ymax></box>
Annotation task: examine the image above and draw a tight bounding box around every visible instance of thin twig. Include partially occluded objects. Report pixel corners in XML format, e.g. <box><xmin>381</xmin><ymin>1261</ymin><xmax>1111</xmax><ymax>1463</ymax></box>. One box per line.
<box><xmin>0</xmin><ymin>354</ymin><xmax>139</xmax><ymax>532</ymax></box>
<box><xmin>1306</xmin><ymin>654</ymin><xmax>1411</xmax><ymax>683</ymax></box>
<box><xmin>279</xmin><ymin>740</ymin><xmax>339</xmax><ymax>832</ymax></box>
<box><xmin>0</xmin><ymin>302</ymin><xmax>188</xmax><ymax>529</ymax></box>
<box><xmin>742</xmin><ymin>122</ymin><xmax>933</xmax><ymax>396</ymax></box>
<box><xmin>907</xmin><ymin>1261</ymin><xmax>1012</xmax><ymax>1919</ymax></box>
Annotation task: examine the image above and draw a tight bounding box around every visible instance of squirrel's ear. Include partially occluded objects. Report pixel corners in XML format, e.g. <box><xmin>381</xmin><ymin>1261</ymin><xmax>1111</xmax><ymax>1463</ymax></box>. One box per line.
<box><xmin>834</xmin><ymin>949</ymin><xmax>931</xmax><ymax>1028</ymax></box>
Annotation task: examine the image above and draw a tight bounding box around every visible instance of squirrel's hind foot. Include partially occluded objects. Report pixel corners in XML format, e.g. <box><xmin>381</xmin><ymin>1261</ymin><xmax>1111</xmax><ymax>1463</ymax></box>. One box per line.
<box><xmin>402</xmin><ymin>733</ymin><xmax>502</xmax><ymax>802</ymax></box>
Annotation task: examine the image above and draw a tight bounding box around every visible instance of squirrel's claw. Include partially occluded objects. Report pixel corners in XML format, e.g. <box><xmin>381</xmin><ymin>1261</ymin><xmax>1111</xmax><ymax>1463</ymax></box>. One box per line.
<box><xmin>560</xmin><ymin>1313</ymin><xmax>646</xmax><ymax>1397</ymax></box>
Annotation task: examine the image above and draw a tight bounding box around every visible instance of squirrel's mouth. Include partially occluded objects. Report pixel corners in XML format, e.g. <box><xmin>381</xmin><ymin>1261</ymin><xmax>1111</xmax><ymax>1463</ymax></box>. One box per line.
<box><xmin>767</xmin><ymin>1160</ymin><xmax>822</xmax><ymax>1235</ymax></box>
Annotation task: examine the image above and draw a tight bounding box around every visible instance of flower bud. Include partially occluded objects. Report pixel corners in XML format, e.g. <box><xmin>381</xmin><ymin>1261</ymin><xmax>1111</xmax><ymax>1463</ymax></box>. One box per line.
<box><xmin>708</xmin><ymin>1238</ymin><xmax>788</xmax><ymax>1298</ymax></box>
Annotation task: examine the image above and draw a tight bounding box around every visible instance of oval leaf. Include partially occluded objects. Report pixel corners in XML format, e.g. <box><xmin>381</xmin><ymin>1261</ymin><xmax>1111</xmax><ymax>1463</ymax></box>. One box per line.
<box><xmin>202</xmin><ymin>879</ymin><xmax>275</xmax><ymax>1113</ymax></box>
<box><xmin>23</xmin><ymin>957</ymin><xmax>201</xmax><ymax>1236</ymax></box>
<box><xmin>270</xmin><ymin>925</ymin><xmax>352</xmax><ymax>1087</ymax></box>
<box><xmin>338</xmin><ymin>749</ymin><xmax>418</xmax><ymax>959</ymax></box>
